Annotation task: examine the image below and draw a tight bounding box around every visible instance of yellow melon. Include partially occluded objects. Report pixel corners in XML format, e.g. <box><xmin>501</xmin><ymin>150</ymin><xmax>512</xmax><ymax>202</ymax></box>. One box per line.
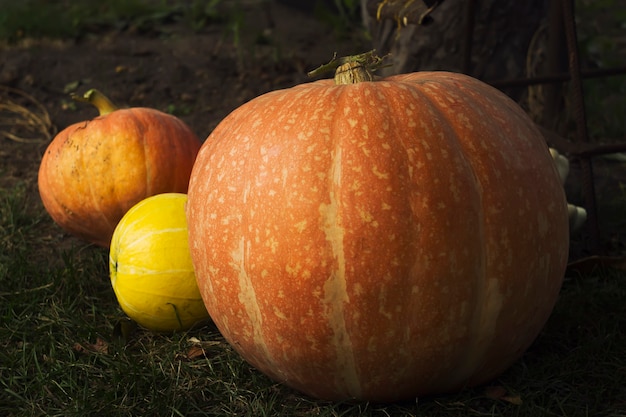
<box><xmin>109</xmin><ymin>193</ymin><xmax>209</xmax><ymax>332</ymax></box>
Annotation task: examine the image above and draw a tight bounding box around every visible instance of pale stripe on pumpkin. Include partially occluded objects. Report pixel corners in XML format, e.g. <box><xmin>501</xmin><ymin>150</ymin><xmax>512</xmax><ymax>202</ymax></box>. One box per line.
<box><xmin>319</xmin><ymin>141</ymin><xmax>361</xmax><ymax>398</ymax></box>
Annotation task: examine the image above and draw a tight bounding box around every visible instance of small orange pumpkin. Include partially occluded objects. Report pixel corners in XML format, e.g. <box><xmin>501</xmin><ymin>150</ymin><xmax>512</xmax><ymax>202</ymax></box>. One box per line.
<box><xmin>186</xmin><ymin>54</ymin><xmax>569</xmax><ymax>402</ymax></box>
<box><xmin>38</xmin><ymin>89</ymin><xmax>201</xmax><ymax>247</ymax></box>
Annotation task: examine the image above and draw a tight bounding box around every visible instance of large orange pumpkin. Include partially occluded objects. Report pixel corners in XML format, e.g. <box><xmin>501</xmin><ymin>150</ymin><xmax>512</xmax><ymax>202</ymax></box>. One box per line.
<box><xmin>38</xmin><ymin>90</ymin><xmax>202</xmax><ymax>247</ymax></box>
<box><xmin>186</xmin><ymin>57</ymin><xmax>569</xmax><ymax>402</ymax></box>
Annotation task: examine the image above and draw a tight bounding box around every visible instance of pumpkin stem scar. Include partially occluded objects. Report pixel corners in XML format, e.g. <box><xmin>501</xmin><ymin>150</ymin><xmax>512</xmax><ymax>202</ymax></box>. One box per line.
<box><xmin>110</xmin><ymin>252</ymin><xmax>118</xmax><ymax>286</ymax></box>
<box><xmin>70</xmin><ymin>89</ymin><xmax>119</xmax><ymax>116</ymax></box>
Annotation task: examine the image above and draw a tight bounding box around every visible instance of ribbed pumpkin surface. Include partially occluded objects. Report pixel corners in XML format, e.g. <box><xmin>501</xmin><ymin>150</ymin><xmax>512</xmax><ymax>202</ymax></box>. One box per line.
<box><xmin>186</xmin><ymin>71</ymin><xmax>569</xmax><ymax>401</ymax></box>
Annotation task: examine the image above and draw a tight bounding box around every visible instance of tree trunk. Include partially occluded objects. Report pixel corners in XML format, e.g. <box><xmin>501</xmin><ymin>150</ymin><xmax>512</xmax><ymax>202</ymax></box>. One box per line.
<box><xmin>362</xmin><ymin>0</ymin><xmax>550</xmax><ymax>101</ymax></box>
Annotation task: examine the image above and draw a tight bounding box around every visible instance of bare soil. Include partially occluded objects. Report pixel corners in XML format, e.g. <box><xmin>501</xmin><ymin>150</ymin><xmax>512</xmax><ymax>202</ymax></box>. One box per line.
<box><xmin>0</xmin><ymin>2</ymin><xmax>366</xmax><ymax>189</ymax></box>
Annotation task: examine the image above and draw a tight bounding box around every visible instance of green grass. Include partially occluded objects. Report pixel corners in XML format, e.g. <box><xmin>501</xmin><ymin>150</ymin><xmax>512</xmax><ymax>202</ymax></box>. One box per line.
<box><xmin>1</xmin><ymin>182</ymin><xmax>626</xmax><ymax>416</ymax></box>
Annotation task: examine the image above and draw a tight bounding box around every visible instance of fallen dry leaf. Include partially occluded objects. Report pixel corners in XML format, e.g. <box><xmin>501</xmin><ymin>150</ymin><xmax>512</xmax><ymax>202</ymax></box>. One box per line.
<box><xmin>177</xmin><ymin>338</ymin><xmax>224</xmax><ymax>361</ymax></box>
<box><xmin>484</xmin><ymin>385</ymin><xmax>523</xmax><ymax>405</ymax></box>
<box><xmin>183</xmin><ymin>345</ymin><xmax>208</xmax><ymax>361</ymax></box>
<box><xmin>484</xmin><ymin>385</ymin><xmax>507</xmax><ymax>399</ymax></box>
<box><xmin>501</xmin><ymin>394</ymin><xmax>523</xmax><ymax>405</ymax></box>
<box><xmin>73</xmin><ymin>337</ymin><xmax>109</xmax><ymax>355</ymax></box>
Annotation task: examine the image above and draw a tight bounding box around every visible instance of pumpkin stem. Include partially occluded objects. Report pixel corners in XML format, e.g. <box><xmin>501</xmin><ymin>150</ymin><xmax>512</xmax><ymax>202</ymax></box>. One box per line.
<box><xmin>307</xmin><ymin>50</ymin><xmax>390</xmax><ymax>85</ymax></box>
<box><xmin>71</xmin><ymin>89</ymin><xmax>118</xmax><ymax>116</ymax></box>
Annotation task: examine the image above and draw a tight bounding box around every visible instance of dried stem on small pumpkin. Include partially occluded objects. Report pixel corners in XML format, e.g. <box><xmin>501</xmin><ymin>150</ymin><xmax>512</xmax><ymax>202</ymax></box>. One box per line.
<box><xmin>71</xmin><ymin>89</ymin><xmax>119</xmax><ymax>116</ymax></box>
<box><xmin>307</xmin><ymin>50</ymin><xmax>391</xmax><ymax>85</ymax></box>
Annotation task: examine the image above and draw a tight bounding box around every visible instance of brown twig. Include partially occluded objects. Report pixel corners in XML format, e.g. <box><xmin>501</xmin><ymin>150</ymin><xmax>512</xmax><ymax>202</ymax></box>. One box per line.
<box><xmin>366</xmin><ymin>0</ymin><xmax>444</xmax><ymax>26</ymax></box>
<box><xmin>0</xmin><ymin>86</ymin><xmax>56</xmax><ymax>143</ymax></box>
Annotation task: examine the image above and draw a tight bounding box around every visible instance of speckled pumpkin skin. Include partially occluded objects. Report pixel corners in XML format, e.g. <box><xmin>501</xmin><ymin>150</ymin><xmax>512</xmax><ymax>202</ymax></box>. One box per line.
<box><xmin>39</xmin><ymin>108</ymin><xmax>201</xmax><ymax>247</ymax></box>
<box><xmin>186</xmin><ymin>72</ymin><xmax>569</xmax><ymax>402</ymax></box>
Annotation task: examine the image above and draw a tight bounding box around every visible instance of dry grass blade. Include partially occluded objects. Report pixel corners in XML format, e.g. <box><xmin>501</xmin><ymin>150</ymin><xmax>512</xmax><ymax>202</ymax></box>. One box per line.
<box><xmin>0</xmin><ymin>85</ymin><xmax>56</xmax><ymax>143</ymax></box>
